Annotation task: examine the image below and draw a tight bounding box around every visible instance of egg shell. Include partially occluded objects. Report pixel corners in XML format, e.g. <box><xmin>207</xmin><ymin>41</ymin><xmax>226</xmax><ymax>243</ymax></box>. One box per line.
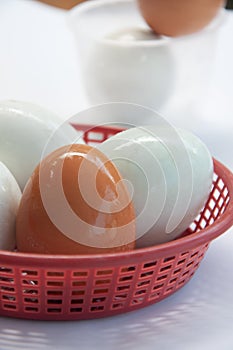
<box><xmin>0</xmin><ymin>100</ymin><xmax>84</xmax><ymax>191</ymax></box>
<box><xmin>0</xmin><ymin>161</ymin><xmax>21</xmax><ymax>251</ymax></box>
<box><xmin>98</xmin><ymin>126</ymin><xmax>213</xmax><ymax>247</ymax></box>
<box><xmin>137</xmin><ymin>0</ymin><xmax>225</xmax><ymax>37</ymax></box>
<box><xmin>16</xmin><ymin>144</ymin><xmax>135</xmax><ymax>254</ymax></box>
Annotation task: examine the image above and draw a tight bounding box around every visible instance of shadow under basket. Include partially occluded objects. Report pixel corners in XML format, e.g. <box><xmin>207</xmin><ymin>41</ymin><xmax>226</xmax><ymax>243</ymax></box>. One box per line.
<box><xmin>1</xmin><ymin>124</ymin><xmax>233</xmax><ymax>321</ymax></box>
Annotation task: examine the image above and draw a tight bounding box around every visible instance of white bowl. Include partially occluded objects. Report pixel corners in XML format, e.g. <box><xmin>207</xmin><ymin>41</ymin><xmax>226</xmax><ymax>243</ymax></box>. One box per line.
<box><xmin>69</xmin><ymin>0</ymin><xmax>175</xmax><ymax>111</ymax></box>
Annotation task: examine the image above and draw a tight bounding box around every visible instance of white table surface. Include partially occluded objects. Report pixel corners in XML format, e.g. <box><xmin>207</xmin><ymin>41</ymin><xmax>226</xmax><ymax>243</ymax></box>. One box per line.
<box><xmin>0</xmin><ymin>1</ymin><xmax>233</xmax><ymax>349</ymax></box>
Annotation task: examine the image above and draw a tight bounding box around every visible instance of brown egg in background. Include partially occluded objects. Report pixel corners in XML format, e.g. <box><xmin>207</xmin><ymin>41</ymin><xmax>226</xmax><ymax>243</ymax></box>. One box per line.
<box><xmin>37</xmin><ymin>0</ymin><xmax>86</xmax><ymax>10</ymax></box>
<box><xmin>16</xmin><ymin>144</ymin><xmax>135</xmax><ymax>255</ymax></box>
<box><xmin>137</xmin><ymin>0</ymin><xmax>225</xmax><ymax>37</ymax></box>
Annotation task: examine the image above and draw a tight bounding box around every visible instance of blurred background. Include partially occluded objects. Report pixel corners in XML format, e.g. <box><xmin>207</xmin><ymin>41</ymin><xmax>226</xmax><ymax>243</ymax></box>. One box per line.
<box><xmin>226</xmin><ymin>0</ymin><xmax>233</xmax><ymax>8</ymax></box>
<box><xmin>38</xmin><ymin>0</ymin><xmax>233</xmax><ymax>9</ymax></box>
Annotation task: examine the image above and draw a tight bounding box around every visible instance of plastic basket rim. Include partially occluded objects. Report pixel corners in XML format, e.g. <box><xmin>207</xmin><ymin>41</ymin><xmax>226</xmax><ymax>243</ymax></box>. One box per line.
<box><xmin>0</xmin><ymin>158</ymin><xmax>233</xmax><ymax>265</ymax></box>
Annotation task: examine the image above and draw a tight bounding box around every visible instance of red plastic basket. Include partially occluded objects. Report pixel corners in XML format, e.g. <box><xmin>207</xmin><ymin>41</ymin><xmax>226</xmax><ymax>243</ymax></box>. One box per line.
<box><xmin>1</xmin><ymin>124</ymin><xmax>233</xmax><ymax>321</ymax></box>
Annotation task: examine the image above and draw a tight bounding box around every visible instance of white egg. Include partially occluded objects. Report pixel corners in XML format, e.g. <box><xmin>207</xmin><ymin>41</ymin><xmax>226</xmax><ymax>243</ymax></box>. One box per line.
<box><xmin>0</xmin><ymin>100</ymin><xmax>84</xmax><ymax>190</ymax></box>
<box><xmin>98</xmin><ymin>125</ymin><xmax>213</xmax><ymax>247</ymax></box>
<box><xmin>0</xmin><ymin>161</ymin><xmax>21</xmax><ymax>251</ymax></box>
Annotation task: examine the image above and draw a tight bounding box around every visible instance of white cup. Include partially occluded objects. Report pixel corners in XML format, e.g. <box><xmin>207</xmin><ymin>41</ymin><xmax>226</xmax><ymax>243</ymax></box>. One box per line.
<box><xmin>69</xmin><ymin>0</ymin><xmax>175</xmax><ymax>111</ymax></box>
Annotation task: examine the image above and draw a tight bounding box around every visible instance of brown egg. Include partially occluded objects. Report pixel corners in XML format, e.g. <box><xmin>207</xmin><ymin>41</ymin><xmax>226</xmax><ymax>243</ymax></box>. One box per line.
<box><xmin>37</xmin><ymin>0</ymin><xmax>86</xmax><ymax>10</ymax></box>
<box><xmin>137</xmin><ymin>0</ymin><xmax>225</xmax><ymax>37</ymax></box>
<box><xmin>16</xmin><ymin>144</ymin><xmax>135</xmax><ymax>254</ymax></box>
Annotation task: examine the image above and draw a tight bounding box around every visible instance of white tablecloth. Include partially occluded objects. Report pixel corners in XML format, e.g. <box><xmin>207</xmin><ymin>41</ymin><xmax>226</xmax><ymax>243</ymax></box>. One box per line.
<box><xmin>0</xmin><ymin>1</ymin><xmax>233</xmax><ymax>349</ymax></box>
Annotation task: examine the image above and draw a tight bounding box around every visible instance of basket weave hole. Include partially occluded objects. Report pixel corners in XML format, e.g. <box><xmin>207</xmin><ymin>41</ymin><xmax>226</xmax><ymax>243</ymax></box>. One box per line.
<box><xmin>47</xmin><ymin>290</ymin><xmax>63</xmax><ymax>296</ymax></box>
<box><xmin>47</xmin><ymin>281</ymin><xmax>63</xmax><ymax>287</ymax></box>
<box><xmin>24</xmin><ymin>297</ymin><xmax>38</xmax><ymax>304</ymax></box>
<box><xmin>93</xmin><ymin>288</ymin><xmax>109</xmax><ymax>295</ymax></box>
<box><xmin>90</xmin><ymin>305</ymin><xmax>105</xmax><ymax>312</ymax></box>
<box><xmin>71</xmin><ymin>290</ymin><xmax>85</xmax><ymax>296</ymax></box>
<box><xmin>47</xmin><ymin>308</ymin><xmax>62</xmax><ymax>313</ymax></box>
<box><xmin>72</xmin><ymin>271</ymin><xmax>88</xmax><ymax>277</ymax></box>
<box><xmin>189</xmin><ymin>222</ymin><xmax>198</xmax><ymax>233</ymax></box>
<box><xmin>134</xmin><ymin>289</ymin><xmax>147</xmax><ymax>297</ymax></box>
<box><xmin>213</xmin><ymin>188</ymin><xmax>221</xmax><ymax>200</ymax></box>
<box><xmin>114</xmin><ymin>293</ymin><xmax>128</xmax><ymax>301</ymax></box>
<box><xmin>96</xmin><ymin>269</ymin><xmax>113</xmax><ymax>276</ymax></box>
<box><xmin>218</xmin><ymin>197</ymin><xmax>224</xmax><ymax>209</ymax></box>
<box><xmin>163</xmin><ymin>256</ymin><xmax>175</xmax><ymax>263</ymax></box>
<box><xmin>152</xmin><ymin>283</ymin><xmax>164</xmax><ymax>291</ymax></box>
<box><xmin>223</xmin><ymin>187</ymin><xmax>229</xmax><ymax>198</ymax></box>
<box><xmin>186</xmin><ymin>260</ymin><xmax>194</xmax><ymax>268</ymax></box>
<box><xmin>72</xmin><ymin>281</ymin><xmax>86</xmax><ymax>287</ymax></box>
<box><xmin>203</xmin><ymin>208</ymin><xmax>211</xmax><ymax>220</ymax></box>
<box><xmin>169</xmin><ymin>277</ymin><xmax>178</xmax><ymax>284</ymax></box>
<box><xmin>190</xmin><ymin>251</ymin><xmax>198</xmax><ymax>258</ymax></box>
<box><xmin>209</xmin><ymin>198</ymin><xmax>217</xmax><ymax>210</ymax></box>
<box><xmin>22</xmin><ymin>279</ymin><xmax>38</xmax><ymax>286</ymax></box>
<box><xmin>47</xmin><ymin>299</ymin><xmax>62</xmax><ymax>305</ymax></box>
<box><xmin>92</xmin><ymin>297</ymin><xmax>106</xmax><ymax>303</ymax></box>
<box><xmin>1</xmin><ymin>286</ymin><xmax>15</xmax><ymax>293</ymax></box>
<box><xmin>140</xmin><ymin>270</ymin><xmax>153</xmax><ymax>278</ymax></box>
<box><xmin>95</xmin><ymin>278</ymin><xmax>111</xmax><ymax>286</ymax></box>
<box><xmin>119</xmin><ymin>275</ymin><xmax>134</xmax><ymax>283</ymax></box>
<box><xmin>182</xmin><ymin>270</ymin><xmax>189</xmax><ymax>278</ymax></box>
<box><xmin>0</xmin><ymin>276</ymin><xmax>15</xmax><ymax>284</ymax></box>
<box><xmin>46</xmin><ymin>271</ymin><xmax>64</xmax><ymax>278</ymax></box>
<box><xmin>0</xmin><ymin>267</ymin><xmax>13</xmax><ymax>275</ymax></box>
<box><xmin>112</xmin><ymin>303</ymin><xmax>124</xmax><ymax>310</ymax></box>
<box><xmin>199</xmin><ymin>218</ymin><xmax>208</xmax><ymax>229</ymax></box>
<box><xmin>21</xmin><ymin>269</ymin><xmax>38</xmax><ymax>277</ymax></box>
<box><xmin>143</xmin><ymin>261</ymin><xmax>157</xmax><ymax>269</ymax></box>
<box><xmin>71</xmin><ymin>299</ymin><xmax>84</xmax><ymax>305</ymax></box>
<box><xmin>120</xmin><ymin>265</ymin><xmax>136</xmax><ymax>273</ymax></box>
<box><xmin>23</xmin><ymin>289</ymin><xmax>38</xmax><ymax>295</ymax></box>
<box><xmin>88</xmin><ymin>131</ymin><xmax>104</xmax><ymax>141</ymax></box>
<box><xmin>216</xmin><ymin>178</ymin><xmax>225</xmax><ymax>190</ymax></box>
<box><xmin>2</xmin><ymin>295</ymin><xmax>16</xmax><ymax>302</ymax></box>
<box><xmin>24</xmin><ymin>306</ymin><xmax>39</xmax><ymax>313</ymax></box>
<box><xmin>3</xmin><ymin>304</ymin><xmax>17</xmax><ymax>310</ymax></box>
<box><xmin>164</xmin><ymin>286</ymin><xmax>174</xmax><ymax>295</ymax></box>
<box><xmin>149</xmin><ymin>291</ymin><xmax>161</xmax><ymax>301</ymax></box>
<box><xmin>173</xmin><ymin>268</ymin><xmax>181</xmax><ymax>275</ymax></box>
<box><xmin>159</xmin><ymin>264</ymin><xmax>172</xmax><ymax>273</ymax></box>
<box><xmin>116</xmin><ymin>285</ymin><xmax>130</xmax><ymax>292</ymax></box>
<box><xmin>70</xmin><ymin>307</ymin><xmax>83</xmax><ymax>313</ymax></box>
<box><xmin>177</xmin><ymin>258</ymin><xmax>186</xmax><ymax>266</ymax></box>
<box><xmin>214</xmin><ymin>207</ymin><xmax>220</xmax><ymax>218</ymax></box>
<box><xmin>156</xmin><ymin>274</ymin><xmax>168</xmax><ymax>282</ymax></box>
<box><xmin>180</xmin><ymin>251</ymin><xmax>190</xmax><ymax>257</ymax></box>
<box><xmin>131</xmin><ymin>297</ymin><xmax>145</xmax><ymax>305</ymax></box>
<box><xmin>178</xmin><ymin>279</ymin><xmax>186</xmax><ymax>286</ymax></box>
<box><xmin>137</xmin><ymin>279</ymin><xmax>151</xmax><ymax>288</ymax></box>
